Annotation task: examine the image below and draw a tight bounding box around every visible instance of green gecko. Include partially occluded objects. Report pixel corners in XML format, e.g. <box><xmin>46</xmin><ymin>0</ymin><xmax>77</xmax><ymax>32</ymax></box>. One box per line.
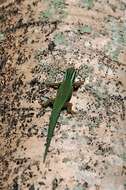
<box><xmin>43</xmin><ymin>67</ymin><xmax>83</xmax><ymax>163</ymax></box>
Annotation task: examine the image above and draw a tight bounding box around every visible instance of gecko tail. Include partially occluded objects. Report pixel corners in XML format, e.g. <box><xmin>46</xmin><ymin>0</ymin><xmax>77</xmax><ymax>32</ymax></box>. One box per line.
<box><xmin>43</xmin><ymin>148</ymin><xmax>47</xmax><ymax>163</ymax></box>
<box><xmin>43</xmin><ymin>152</ymin><xmax>46</xmax><ymax>163</ymax></box>
<box><xmin>43</xmin><ymin>138</ymin><xmax>51</xmax><ymax>163</ymax></box>
<box><xmin>43</xmin><ymin>110</ymin><xmax>61</xmax><ymax>163</ymax></box>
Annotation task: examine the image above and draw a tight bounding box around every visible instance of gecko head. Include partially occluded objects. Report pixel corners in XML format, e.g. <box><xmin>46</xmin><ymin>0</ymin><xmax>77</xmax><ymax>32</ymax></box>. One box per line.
<box><xmin>64</xmin><ymin>67</ymin><xmax>76</xmax><ymax>83</ymax></box>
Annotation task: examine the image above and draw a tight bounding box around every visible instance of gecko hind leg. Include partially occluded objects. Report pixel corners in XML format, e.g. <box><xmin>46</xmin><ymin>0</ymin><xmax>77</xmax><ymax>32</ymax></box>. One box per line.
<box><xmin>42</xmin><ymin>97</ymin><xmax>54</xmax><ymax>108</ymax></box>
<box><xmin>64</xmin><ymin>102</ymin><xmax>76</xmax><ymax>114</ymax></box>
<box><xmin>46</xmin><ymin>82</ymin><xmax>61</xmax><ymax>89</ymax></box>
